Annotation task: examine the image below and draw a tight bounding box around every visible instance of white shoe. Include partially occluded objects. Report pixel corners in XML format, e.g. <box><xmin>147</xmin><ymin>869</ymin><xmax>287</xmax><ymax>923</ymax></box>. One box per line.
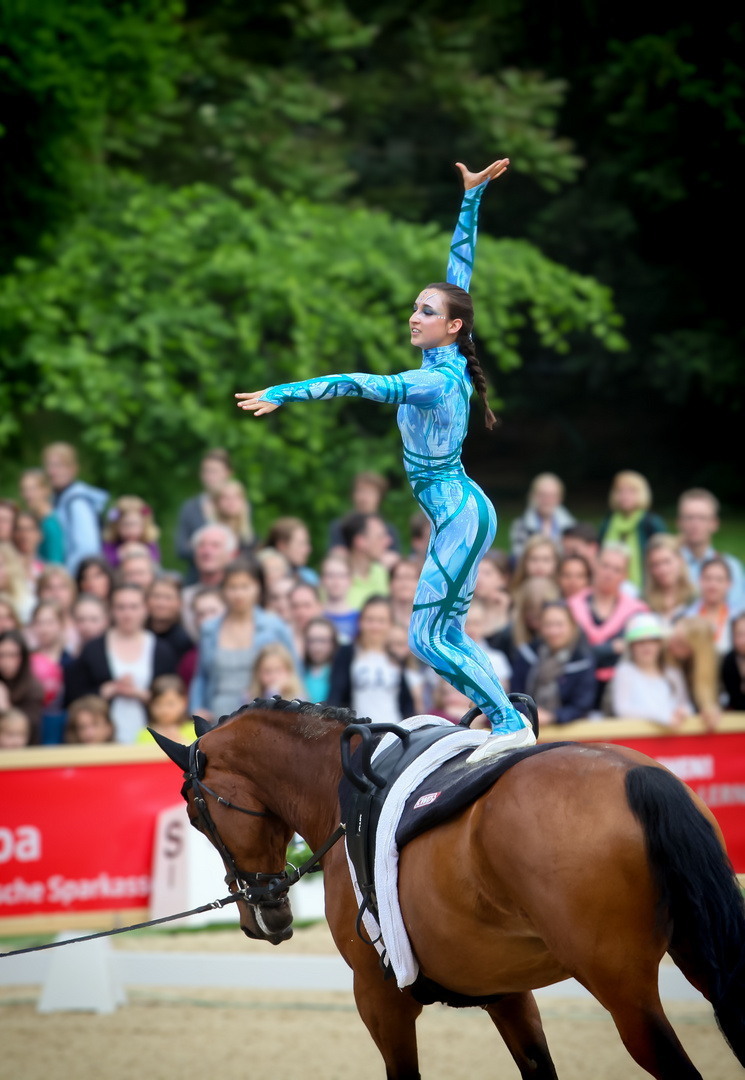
<box><xmin>466</xmin><ymin>724</ymin><xmax>537</xmax><ymax>764</ymax></box>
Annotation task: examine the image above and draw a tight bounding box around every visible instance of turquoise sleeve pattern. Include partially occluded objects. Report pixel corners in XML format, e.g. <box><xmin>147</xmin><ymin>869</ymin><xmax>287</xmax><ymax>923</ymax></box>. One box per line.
<box><xmin>260</xmin><ymin>368</ymin><xmax>446</xmax><ymax>409</ymax></box>
<box><xmin>446</xmin><ymin>179</ymin><xmax>487</xmax><ymax>292</ymax></box>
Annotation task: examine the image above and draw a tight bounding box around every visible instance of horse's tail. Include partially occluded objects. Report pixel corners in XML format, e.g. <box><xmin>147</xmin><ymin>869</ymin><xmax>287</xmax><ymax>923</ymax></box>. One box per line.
<box><xmin>625</xmin><ymin>764</ymin><xmax>745</xmax><ymax>1065</ymax></box>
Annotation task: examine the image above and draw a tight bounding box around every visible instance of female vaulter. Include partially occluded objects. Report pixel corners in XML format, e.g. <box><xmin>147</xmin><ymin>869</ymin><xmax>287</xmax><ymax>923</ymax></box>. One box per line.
<box><xmin>237</xmin><ymin>159</ymin><xmax>535</xmax><ymax>759</ymax></box>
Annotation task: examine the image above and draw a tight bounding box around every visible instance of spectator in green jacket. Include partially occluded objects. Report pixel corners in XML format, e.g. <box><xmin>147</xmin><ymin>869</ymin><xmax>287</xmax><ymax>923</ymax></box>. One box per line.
<box><xmin>598</xmin><ymin>471</ymin><xmax>666</xmax><ymax>591</ymax></box>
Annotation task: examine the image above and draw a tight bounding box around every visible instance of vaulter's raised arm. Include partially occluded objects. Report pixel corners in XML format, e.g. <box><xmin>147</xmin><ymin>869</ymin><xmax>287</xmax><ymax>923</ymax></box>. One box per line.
<box><xmin>448</xmin><ymin>158</ymin><xmax>510</xmax><ymax>293</ymax></box>
<box><xmin>446</xmin><ymin>181</ymin><xmax>487</xmax><ymax>293</ymax></box>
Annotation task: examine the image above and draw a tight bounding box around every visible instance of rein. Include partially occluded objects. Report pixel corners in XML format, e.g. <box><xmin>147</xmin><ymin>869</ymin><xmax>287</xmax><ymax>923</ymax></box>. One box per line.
<box><xmin>0</xmin><ymin>738</ymin><xmax>345</xmax><ymax>961</ymax></box>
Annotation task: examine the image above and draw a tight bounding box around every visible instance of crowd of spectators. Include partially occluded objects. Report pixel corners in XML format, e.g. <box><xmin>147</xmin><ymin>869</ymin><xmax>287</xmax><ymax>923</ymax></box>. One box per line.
<box><xmin>0</xmin><ymin>446</ymin><xmax>743</xmax><ymax>752</ymax></box>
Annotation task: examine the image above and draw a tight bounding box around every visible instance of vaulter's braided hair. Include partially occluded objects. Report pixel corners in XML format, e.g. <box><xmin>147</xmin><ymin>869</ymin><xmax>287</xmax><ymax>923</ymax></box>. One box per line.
<box><xmin>425</xmin><ymin>282</ymin><xmax>498</xmax><ymax>430</ymax></box>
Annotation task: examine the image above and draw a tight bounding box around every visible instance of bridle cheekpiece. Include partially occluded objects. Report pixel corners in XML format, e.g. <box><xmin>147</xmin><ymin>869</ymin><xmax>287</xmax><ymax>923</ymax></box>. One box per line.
<box><xmin>181</xmin><ymin>738</ymin><xmax>292</xmax><ymax>906</ymax></box>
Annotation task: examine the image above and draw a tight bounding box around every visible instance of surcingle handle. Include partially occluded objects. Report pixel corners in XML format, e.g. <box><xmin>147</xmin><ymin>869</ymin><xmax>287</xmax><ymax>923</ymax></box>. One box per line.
<box><xmin>340</xmin><ymin>722</ymin><xmax>411</xmax><ymax>791</ymax></box>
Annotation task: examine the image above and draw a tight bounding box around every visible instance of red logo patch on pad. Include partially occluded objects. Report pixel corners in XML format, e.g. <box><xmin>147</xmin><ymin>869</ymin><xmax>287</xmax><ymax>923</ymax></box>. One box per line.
<box><xmin>413</xmin><ymin>792</ymin><xmax>441</xmax><ymax>809</ymax></box>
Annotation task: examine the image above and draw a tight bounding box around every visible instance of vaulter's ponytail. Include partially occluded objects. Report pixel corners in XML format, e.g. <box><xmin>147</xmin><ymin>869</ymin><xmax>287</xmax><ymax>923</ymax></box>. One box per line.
<box><xmin>425</xmin><ymin>282</ymin><xmax>498</xmax><ymax>430</ymax></box>
<box><xmin>457</xmin><ymin>331</ymin><xmax>498</xmax><ymax>430</ymax></box>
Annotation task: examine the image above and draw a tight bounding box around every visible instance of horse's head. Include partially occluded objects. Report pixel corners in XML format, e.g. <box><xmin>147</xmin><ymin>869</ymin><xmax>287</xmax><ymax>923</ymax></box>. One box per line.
<box><xmin>152</xmin><ymin>717</ymin><xmax>296</xmax><ymax>945</ymax></box>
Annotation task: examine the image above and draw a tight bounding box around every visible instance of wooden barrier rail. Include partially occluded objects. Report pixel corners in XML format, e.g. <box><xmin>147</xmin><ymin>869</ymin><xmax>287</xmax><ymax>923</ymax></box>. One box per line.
<box><xmin>0</xmin><ymin>713</ymin><xmax>743</xmax><ymax>769</ymax></box>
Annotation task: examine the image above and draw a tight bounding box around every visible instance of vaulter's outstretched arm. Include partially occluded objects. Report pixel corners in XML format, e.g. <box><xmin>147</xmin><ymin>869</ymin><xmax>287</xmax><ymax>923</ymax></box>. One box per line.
<box><xmin>448</xmin><ymin>158</ymin><xmax>509</xmax><ymax>293</ymax></box>
<box><xmin>236</xmin><ymin>367</ymin><xmax>446</xmax><ymax>416</ymax></box>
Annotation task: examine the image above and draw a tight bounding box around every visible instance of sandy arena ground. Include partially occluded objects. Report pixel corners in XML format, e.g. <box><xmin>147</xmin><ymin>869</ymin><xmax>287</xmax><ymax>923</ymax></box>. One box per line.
<box><xmin>0</xmin><ymin>922</ymin><xmax>740</xmax><ymax>1080</ymax></box>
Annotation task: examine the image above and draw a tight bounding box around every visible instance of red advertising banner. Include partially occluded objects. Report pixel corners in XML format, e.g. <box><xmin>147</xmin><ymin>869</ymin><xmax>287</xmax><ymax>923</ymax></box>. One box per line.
<box><xmin>0</xmin><ymin>749</ymin><xmax>178</xmax><ymax>921</ymax></box>
<box><xmin>1</xmin><ymin>721</ymin><xmax>744</xmax><ymax>928</ymax></box>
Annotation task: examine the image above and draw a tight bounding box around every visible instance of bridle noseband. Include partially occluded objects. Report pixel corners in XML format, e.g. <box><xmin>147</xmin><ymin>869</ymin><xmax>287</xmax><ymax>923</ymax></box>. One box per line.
<box><xmin>181</xmin><ymin>739</ymin><xmax>291</xmax><ymax>905</ymax></box>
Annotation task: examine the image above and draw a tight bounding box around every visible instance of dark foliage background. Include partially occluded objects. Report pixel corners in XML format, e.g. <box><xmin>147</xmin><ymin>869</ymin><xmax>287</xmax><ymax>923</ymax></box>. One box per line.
<box><xmin>0</xmin><ymin>2</ymin><xmax>741</xmax><ymax>544</ymax></box>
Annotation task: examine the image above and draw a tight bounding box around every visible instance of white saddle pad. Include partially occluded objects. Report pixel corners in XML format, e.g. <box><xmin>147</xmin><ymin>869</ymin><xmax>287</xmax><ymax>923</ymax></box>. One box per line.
<box><xmin>344</xmin><ymin>715</ymin><xmax>489</xmax><ymax>989</ymax></box>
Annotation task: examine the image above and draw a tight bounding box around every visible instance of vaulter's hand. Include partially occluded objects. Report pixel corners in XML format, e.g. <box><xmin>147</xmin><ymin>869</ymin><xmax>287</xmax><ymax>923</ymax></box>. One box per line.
<box><xmin>455</xmin><ymin>158</ymin><xmax>509</xmax><ymax>190</ymax></box>
<box><xmin>235</xmin><ymin>391</ymin><xmax>280</xmax><ymax>416</ymax></box>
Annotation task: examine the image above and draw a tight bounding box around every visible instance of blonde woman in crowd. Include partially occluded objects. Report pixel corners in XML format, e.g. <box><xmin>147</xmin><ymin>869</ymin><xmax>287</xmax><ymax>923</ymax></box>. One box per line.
<box><xmin>644</xmin><ymin>534</ymin><xmax>697</xmax><ymax>627</ymax></box>
<box><xmin>36</xmin><ymin>565</ymin><xmax>79</xmax><ymax>654</ymax></box>
<box><xmin>611</xmin><ymin>613</ymin><xmax>692</xmax><ymax>726</ymax></box>
<box><xmin>509</xmin><ymin>472</ymin><xmax>575</xmax><ymax>560</ymax></box>
<box><xmin>0</xmin><ymin>708</ymin><xmax>32</xmax><ymax>749</ymax></box>
<box><xmin>511</xmin><ymin>535</ymin><xmax>560</xmax><ymax>591</ymax></box>
<box><xmin>215</xmin><ymin>478</ymin><xmax>255</xmax><ymax>558</ymax></box>
<box><xmin>258</xmin><ymin>547</ymin><xmax>292</xmax><ymax>591</ymax></box>
<box><xmin>249</xmin><ymin>643</ymin><xmax>306</xmax><ymax>701</ymax></box>
<box><xmin>28</xmin><ymin>599</ymin><xmax>70</xmax><ymax>710</ymax></box>
<box><xmin>665</xmin><ymin>615</ymin><xmax>721</xmax><ymax>730</ymax></box>
<box><xmin>102</xmin><ymin>495</ymin><xmax>161</xmax><ymax>568</ymax></box>
<box><xmin>598</xmin><ymin>470</ymin><xmax>666</xmax><ymax>591</ymax></box>
<box><xmin>511</xmin><ymin>601</ymin><xmax>595</xmax><ymax>727</ymax></box>
<box><xmin>0</xmin><ymin>542</ymin><xmax>33</xmax><ymax>623</ymax></box>
<box><xmin>510</xmin><ymin>577</ymin><xmax>561</xmax><ymax>651</ymax></box>
<box><xmin>474</xmin><ymin>552</ymin><xmax>512</xmax><ymax>644</ymax></box>
<box><xmin>0</xmin><ymin>595</ymin><xmax>21</xmax><ymax>635</ymax></box>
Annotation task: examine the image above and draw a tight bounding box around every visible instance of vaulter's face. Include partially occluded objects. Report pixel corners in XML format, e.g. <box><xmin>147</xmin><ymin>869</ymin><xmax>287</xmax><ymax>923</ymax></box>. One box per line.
<box><xmin>409</xmin><ymin>289</ymin><xmax>456</xmax><ymax>350</ymax></box>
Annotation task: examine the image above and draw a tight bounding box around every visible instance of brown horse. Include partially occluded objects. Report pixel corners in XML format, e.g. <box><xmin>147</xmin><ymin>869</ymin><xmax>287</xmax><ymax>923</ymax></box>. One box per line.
<box><xmin>152</xmin><ymin>699</ymin><xmax>745</xmax><ymax>1080</ymax></box>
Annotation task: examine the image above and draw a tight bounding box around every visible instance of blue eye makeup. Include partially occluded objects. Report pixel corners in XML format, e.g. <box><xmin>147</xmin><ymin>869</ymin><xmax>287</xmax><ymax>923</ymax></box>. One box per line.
<box><xmin>412</xmin><ymin>302</ymin><xmax>447</xmax><ymax>319</ymax></box>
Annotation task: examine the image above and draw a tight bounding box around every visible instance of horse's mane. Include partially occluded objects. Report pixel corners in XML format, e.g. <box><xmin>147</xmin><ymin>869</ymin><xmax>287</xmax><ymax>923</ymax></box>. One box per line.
<box><xmin>217</xmin><ymin>696</ymin><xmax>370</xmax><ymax>740</ymax></box>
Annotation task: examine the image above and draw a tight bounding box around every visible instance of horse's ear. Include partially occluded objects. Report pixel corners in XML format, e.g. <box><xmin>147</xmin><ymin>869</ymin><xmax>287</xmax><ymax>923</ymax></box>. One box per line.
<box><xmin>193</xmin><ymin>714</ymin><xmax>212</xmax><ymax>738</ymax></box>
<box><xmin>149</xmin><ymin>729</ymin><xmax>191</xmax><ymax>771</ymax></box>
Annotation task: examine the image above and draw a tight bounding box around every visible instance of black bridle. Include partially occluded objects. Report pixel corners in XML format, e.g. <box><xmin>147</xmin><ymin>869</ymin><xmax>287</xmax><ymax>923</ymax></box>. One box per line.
<box><xmin>181</xmin><ymin>738</ymin><xmax>344</xmax><ymax>906</ymax></box>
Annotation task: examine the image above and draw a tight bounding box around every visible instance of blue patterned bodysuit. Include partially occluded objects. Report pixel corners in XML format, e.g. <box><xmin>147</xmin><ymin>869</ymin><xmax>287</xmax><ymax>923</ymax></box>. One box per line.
<box><xmin>260</xmin><ymin>181</ymin><xmax>525</xmax><ymax>731</ymax></box>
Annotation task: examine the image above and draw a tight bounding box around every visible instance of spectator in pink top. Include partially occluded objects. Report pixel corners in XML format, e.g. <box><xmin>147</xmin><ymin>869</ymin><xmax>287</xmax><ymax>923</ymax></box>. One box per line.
<box><xmin>567</xmin><ymin>542</ymin><xmax>648</xmax><ymax>708</ymax></box>
<box><xmin>28</xmin><ymin>599</ymin><xmax>72</xmax><ymax>709</ymax></box>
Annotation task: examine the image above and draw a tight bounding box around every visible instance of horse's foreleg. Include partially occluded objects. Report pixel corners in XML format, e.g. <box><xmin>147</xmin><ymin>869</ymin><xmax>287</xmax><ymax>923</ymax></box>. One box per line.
<box><xmin>484</xmin><ymin>992</ymin><xmax>559</xmax><ymax>1080</ymax></box>
<box><xmin>352</xmin><ymin>969</ymin><xmax>423</xmax><ymax>1080</ymax></box>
